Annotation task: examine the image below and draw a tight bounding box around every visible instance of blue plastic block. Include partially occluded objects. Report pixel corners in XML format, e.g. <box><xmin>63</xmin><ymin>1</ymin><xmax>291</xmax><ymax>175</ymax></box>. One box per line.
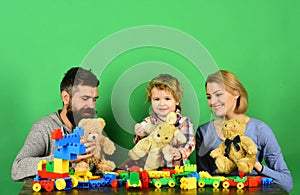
<box><xmin>76</xmin><ymin>182</ymin><xmax>89</xmax><ymax>189</ymax></box>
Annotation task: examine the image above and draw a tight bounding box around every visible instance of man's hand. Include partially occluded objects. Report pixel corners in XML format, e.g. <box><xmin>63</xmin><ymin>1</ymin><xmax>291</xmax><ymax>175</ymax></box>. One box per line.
<box><xmin>70</xmin><ymin>139</ymin><xmax>96</xmax><ymax>163</ymax></box>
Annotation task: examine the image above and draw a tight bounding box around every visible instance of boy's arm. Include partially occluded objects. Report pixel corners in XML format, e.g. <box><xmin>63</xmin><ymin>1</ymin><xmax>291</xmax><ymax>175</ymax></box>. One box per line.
<box><xmin>177</xmin><ymin>117</ymin><xmax>195</xmax><ymax>159</ymax></box>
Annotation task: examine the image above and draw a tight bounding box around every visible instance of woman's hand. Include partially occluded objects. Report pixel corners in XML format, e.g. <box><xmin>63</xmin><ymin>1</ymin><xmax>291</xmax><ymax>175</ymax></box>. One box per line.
<box><xmin>254</xmin><ymin>161</ymin><xmax>263</xmax><ymax>173</ymax></box>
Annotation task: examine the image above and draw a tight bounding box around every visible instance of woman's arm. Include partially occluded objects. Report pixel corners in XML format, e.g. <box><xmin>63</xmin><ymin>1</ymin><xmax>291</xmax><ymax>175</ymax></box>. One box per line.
<box><xmin>256</xmin><ymin>122</ymin><xmax>293</xmax><ymax>193</ymax></box>
<box><xmin>196</xmin><ymin>125</ymin><xmax>217</xmax><ymax>174</ymax></box>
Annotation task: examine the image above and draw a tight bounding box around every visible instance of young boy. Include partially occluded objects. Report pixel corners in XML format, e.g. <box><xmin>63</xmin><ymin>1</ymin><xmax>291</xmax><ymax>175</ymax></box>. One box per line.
<box><xmin>134</xmin><ymin>74</ymin><xmax>195</xmax><ymax>168</ymax></box>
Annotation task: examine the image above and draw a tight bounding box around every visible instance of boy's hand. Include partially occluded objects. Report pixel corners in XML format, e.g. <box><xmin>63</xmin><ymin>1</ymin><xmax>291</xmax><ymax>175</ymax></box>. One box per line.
<box><xmin>134</xmin><ymin>123</ymin><xmax>147</xmax><ymax>137</ymax></box>
<box><xmin>169</xmin><ymin>148</ymin><xmax>182</xmax><ymax>160</ymax></box>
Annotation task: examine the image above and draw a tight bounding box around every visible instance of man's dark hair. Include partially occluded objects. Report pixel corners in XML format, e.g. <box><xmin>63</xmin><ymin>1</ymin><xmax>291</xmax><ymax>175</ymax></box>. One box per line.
<box><xmin>60</xmin><ymin>67</ymin><xmax>99</xmax><ymax>93</ymax></box>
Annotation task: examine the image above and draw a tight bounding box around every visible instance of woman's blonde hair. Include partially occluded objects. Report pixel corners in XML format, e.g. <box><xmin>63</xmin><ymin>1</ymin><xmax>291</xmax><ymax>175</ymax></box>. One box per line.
<box><xmin>206</xmin><ymin>70</ymin><xmax>248</xmax><ymax>114</ymax></box>
<box><xmin>146</xmin><ymin>74</ymin><xmax>183</xmax><ymax>110</ymax></box>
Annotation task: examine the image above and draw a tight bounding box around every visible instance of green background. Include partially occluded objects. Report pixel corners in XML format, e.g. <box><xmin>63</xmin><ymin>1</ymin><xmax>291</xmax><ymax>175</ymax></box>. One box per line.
<box><xmin>1</xmin><ymin>1</ymin><xmax>299</xmax><ymax>194</ymax></box>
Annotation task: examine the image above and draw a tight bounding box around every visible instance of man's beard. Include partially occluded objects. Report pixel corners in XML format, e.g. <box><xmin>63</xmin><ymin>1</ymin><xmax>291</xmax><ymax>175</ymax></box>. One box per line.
<box><xmin>66</xmin><ymin>104</ymin><xmax>97</xmax><ymax>128</ymax></box>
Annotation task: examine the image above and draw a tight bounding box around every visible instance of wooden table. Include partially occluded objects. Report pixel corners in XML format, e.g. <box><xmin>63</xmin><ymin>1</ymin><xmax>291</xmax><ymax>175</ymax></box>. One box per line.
<box><xmin>19</xmin><ymin>178</ymin><xmax>288</xmax><ymax>195</ymax></box>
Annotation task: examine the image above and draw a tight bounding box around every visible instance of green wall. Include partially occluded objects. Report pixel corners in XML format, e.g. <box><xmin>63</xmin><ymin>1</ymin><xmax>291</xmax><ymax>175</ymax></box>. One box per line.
<box><xmin>1</xmin><ymin>1</ymin><xmax>299</xmax><ymax>194</ymax></box>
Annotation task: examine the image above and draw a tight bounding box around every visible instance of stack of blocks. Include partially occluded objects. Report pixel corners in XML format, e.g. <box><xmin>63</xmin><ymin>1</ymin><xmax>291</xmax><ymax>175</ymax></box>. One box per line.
<box><xmin>37</xmin><ymin>127</ymin><xmax>86</xmax><ymax>178</ymax></box>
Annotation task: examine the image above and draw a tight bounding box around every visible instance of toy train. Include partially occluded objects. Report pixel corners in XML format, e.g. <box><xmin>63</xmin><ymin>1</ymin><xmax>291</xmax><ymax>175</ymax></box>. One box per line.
<box><xmin>32</xmin><ymin>127</ymin><xmax>274</xmax><ymax>192</ymax></box>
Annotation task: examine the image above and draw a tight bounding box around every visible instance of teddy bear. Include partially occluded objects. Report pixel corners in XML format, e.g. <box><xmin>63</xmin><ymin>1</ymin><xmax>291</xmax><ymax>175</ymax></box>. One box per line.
<box><xmin>78</xmin><ymin>118</ymin><xmax>116</xmax><ymax>173</ymax></box>
<box><xmin>128</xmin><ymin>112</ymin><xmax>187</xmax><ymax>170</ymax></box>
<box><xmin>210</xmin><ymin>118</ymin><xmax>257</xmax><ymax>174</ymax></box>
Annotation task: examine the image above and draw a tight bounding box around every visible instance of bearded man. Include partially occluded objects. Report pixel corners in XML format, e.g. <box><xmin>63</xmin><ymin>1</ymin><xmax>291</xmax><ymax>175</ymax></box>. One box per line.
<box><xmin>12</xmin><ymin>67</ymin><xmax>99</xmax><ymax>181</ymax></box>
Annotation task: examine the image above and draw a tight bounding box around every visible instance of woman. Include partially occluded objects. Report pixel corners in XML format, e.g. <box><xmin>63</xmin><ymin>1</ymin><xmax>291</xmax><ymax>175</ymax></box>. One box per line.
<box><xmin>196</xmin><ymin>70</ymin><xmax>292</xmax><ymax>193</ymax></box>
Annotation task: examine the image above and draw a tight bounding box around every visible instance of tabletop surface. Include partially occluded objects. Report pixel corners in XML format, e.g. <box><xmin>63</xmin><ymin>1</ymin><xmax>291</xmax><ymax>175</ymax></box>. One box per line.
<box><xmin>19</xmin><ymin>178</ymin><xmax>288</xmax><ymax>195</ymax></box>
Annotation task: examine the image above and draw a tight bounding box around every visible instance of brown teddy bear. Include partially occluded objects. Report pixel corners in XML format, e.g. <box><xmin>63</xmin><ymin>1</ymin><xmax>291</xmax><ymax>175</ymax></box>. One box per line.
<box><xmin>78</xmin><ymin>118</ymin><xmax>116</xmax><ymax>173</ymax></box>
<box><xmin>128</xmin><ymin>112</ymin><xmax>187</xmax><ymax>170</ymax></box>
<box><xmin>210</xmin><ymin>118</ymin><xmax>257</xmax><ymax>174</ymax></box>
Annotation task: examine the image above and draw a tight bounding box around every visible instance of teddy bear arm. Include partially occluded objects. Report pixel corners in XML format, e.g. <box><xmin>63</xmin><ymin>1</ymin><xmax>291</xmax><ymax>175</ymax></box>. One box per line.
<box><xmin>100</xmin><ymin>136</ymin><xmax>116</xmax><ymax>155</ymax></box>
<box><xmin>128</xmin><ymin>138</ymin><xmax>151</xmax><ymax>160</ymax></box>
<box><xmin>240</xmin><ymin>136</ymin><xmax>258</xmax><ymax>155</ymax></box>
<box><xmin>210</xmin><ymin>143</ymin><xmax>226</xmax><ymax>158</ymax></box>
<box><xmin>143</xmin><ymin>123</ymin><xmax>156</xmax><ymax>134</ymax></box>
<box><xmin>162</xmin><ymin>144</ymin><xmax>173</xmax><ymax>162</ymax></box>
<box><xmin>174</xmin><ymin>130</ymin><xmax>187</xmax><ymax>143</ymax></box>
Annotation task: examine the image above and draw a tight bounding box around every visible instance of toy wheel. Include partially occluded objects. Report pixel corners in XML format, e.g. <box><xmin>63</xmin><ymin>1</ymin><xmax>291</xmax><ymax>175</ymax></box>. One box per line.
<box><xmin>237</xmin><ymin>182</ymin><xmax>244</xmax><ymax>189</ymax></box>
<box><xmin>55</xmin><ymin>179</ymin><xmax>66</xmax><ymax>190</ymax></box>
<box><xmin>45</xmin><ymin>182</ymin><xmax>54</xmax><ymax>192</ymax></box>
<box><xmin>212</xmin><ymin>181</ymin><xmax>220</xmax><ymax>188</ymax></box>
<box><xmin>222</xmin><ymin>181</ymin><xmax>230</xmax><ymax>189</ymax></box>
<box><xmin>168</xmin><ymin>180</ymin><xmax>176</xmax><ymax>187</ymax></box>
<box><xmin>198</xmin><ymin>180</ymin><xmax>205</xmax><ymax>188</ymax></box>
<box><xmin>69</xmin><ymin>175</ymin><xmax>78</xmax><ymax>188</ymax></box>
<box><xmin>154</xmin><ymin>181</ymin><xmax>162</xmax><ymax>188</ymax></box>
<box><xmin>32</xmin><ymin>183</ymin><xmax>41</xmax><ymax>192</ymax></box>
<box><xmin>126</xmin><ymin>181</ymin><xmax>129</xmax><ymax>190</ymax></box>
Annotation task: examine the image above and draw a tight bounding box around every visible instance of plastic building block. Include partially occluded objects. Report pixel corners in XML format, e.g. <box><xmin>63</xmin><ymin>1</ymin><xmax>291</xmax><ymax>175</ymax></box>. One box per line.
<box><xmin>33</xmin><ymin>126</ymin><xmax>87</xmax><ymax>192</ymax></box>
<box><xmin>76</xmin><ymin>181</ymin><xmax>89</xmax><ymax>189</ymax></box>
<box><xmin>55</xmin><ymin>177</ymin><xmax>72</xmax><ymax>190</ymax></box>
<box><xmin>38</xmin><ymin>170</ymin><xmax>69</xmax><ymax>179</ymax></box>
<box><xmin>180</xmin><ymin>177</ymin><xmax>197</xmax><ymax>190</ymax></box>
<box><xmin>53</xmin><ymin>158</ymin><xmax>69</xmax><ymax>174</ymax></box>
<box><xmin>187</xmin><ymin>171</ymin><xmax>200</xmax><ymax>181</ymax></box>
<box><xmin>141</xmin><ymin>170</ymin><xmax>149</xmax><ymax>188</ymax></box>
<box><xmin>128</xmin><ymin>165</ymin><xmax>142</xmax><ymax>172</ymax></box>
<box><xmin>174</xmin><ymin>165</ymin><xmax>184</xmax><ymax>174</ymax></box>
<box><xmin>89</xmin><ymin>179</ymin><xmax>103</xmax><ymax>187</ymax></box>
<box><xmin>46</xmin><ymin>161</ymin><xmax>54</xmax><ymax>172</ymax></box>
<box><xmin>53</xmin><ymin>143</ymin><xmax>85</xmax><ymax>160</ymax></box>
<box><xmin>32</xmin><ymin>180</ymin><xmax>55</xmax><ymax>192</ymax></box>
<box><xmin>37</xmin><ymin>160</ymin><xmax>48</xmax><ymax>171</ymax></box>
<box><xmin>111</xmin><ymin>179</ymin><xmax>122</xmax><ymax>188</ymax></box>
<box><xmin>261</xmin><ymin>177</ymin><xmax>274</xmax><ymax>185</ymax></box>
<box><xmin>148</xmin><ymin>170</ymin><xmax>171</xmax><ymax>178</ymax></box>
<box><xmin>126</xmin><ymin>171</ymin><xmax>142</xmax><ymax>189</ymax></box>
<box><xmin>119</xmin><ymin>172</ymin><xmax>129</xmax><ymax>181</ymax></box>
<box><xmin>184</xmin><ymin>160</ymin><xmax>197</xmax><ymax>172</ymax></box>
<box><xmin>103</xmin><ymin>173</ymin><xmax>117</xmax><ymax>184</ymax></box>
<box><xmin>51</xmin><ymin>129</ymin><xmax>63</xmax><ymax>140</ymax></box>
<box><xmin>172</xmin><ymin>172</ymin><xmax>192</xmax><ymax>186</ymax></box>
<box><xmin>222</xmin><ymin>174</ymin><xmax>248</xmax><ymax>190</ymax></box>
<box><xmin>151</xmin><ymin>178</ymin><xmax>176</xmax><ymax>188</ymax></box>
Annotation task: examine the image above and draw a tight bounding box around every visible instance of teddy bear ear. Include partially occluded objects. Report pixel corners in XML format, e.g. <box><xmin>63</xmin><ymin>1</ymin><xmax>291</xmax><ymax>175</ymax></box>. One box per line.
<box><xmin>237</xmin><ymin>118</ymin><xmax>246</xmax><ymax>125</ymax></box>
<box><xmin>166</xmin><ymin>112</ymin><xmax>177</xmax><ymax>125</ymax></box>
<box><xmin>78</xmin><ymin>118</ymin><xmax>87</xmax><ymax>126</ymax></box>
<box><xmin>97</xmin><ymin>118</ymin><xmax>106</xmax><ymax>127</ymax></box>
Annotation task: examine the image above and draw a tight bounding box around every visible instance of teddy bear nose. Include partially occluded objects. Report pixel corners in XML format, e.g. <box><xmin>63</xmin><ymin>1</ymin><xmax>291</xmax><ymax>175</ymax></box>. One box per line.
<box><xmin>92</xmin><ymin>135</ymin><xmax>96</xmax><ymax>139</ymax></box>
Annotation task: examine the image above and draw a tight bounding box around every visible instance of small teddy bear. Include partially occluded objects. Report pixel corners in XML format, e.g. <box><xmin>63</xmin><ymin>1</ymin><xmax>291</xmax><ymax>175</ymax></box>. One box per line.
<box><xmin>128</xmin><ymin>112</ymin><xmax>186</xmax><ymax>170</ymax></box>
<box><xmin>78</xmin><ymin>118</ymin><xmax>116</xmax><ymax>173</ymax></box>
<box><xmin>210</xmin><ymin>118</ymin><xmax>257</xmax><ymax>174</ymax></box>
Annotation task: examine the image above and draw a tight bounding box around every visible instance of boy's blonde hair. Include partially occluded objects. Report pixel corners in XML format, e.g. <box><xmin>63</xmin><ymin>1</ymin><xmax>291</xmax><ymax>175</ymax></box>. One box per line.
<box><xmin>206</xmin><ymin>70</ymin><xmax>248</xmax><ymax>114</ymax></box>
<box><xmin>146</xmin><ymin>74</ymin><xmax>183</xmax><ymax>104</ymax></box>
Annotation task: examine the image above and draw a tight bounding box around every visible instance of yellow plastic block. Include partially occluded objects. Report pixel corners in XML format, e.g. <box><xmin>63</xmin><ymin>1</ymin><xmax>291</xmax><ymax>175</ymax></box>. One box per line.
<box><xmin>180</xmin><ymin>177</ymin><xmax>197</xmax><ymax>190</ymax></box>
<box><xmin>53</xmin><ymin>158</ymin><xmax>69</xmax><ymax>174</ymax></box>
<box><xmin>37</xmin><ymin>160</ymin><xmax>48</xmax><ymax>171</ymax></box>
